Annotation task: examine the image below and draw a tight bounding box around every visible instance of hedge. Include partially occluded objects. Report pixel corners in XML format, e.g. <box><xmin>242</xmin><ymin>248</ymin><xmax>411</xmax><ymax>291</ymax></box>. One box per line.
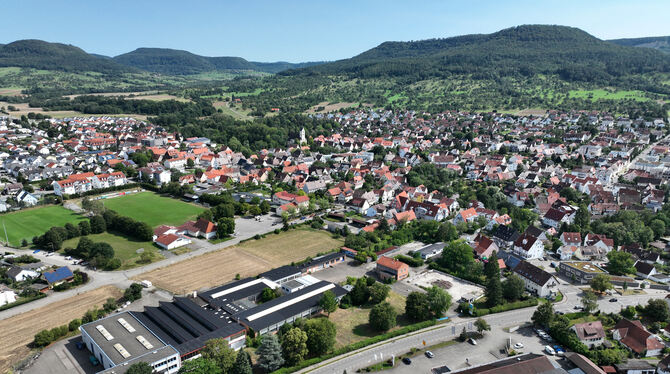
<box><xmin>0</xmin><ymin>293</ymin><xmax>46</xmax><ymax>312</ymax></box>
<box><xmin>61</xmin><ymin>183</ymin><xmax>140</xmax><ymax>200</ymax></box>
<box><xmin>271</xmin><ymin>320</ymin><xmax>437</xmax><ymax>374</ymax></box>
<box><xmin>394</xmin><ymin>254</ymin><xmax>424</xmax><ymax>267</ymax></box>
<box><xmin>461</xmin><ymin>298</ymin><xmax>539</xmax><ymax>317</ymax></box>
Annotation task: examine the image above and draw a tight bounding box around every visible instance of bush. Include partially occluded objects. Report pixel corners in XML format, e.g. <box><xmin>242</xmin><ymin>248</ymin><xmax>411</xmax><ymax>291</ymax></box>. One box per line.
<box><xmin>463</xmin><ymin>298</ymin><xmax>539</xmax><ymax>317</ymax></box>
<box><xmin>68</xmin><ymin>319</ymin><xmax>81</xmax><ymax>331</ymax></box>
<box><xmin>394</xmin><ymin>254</ymin><xmax>424</xmax><ymax>267</ymax></box>
<box><xmin>124</xmin><ymin>283</ymin><xmax>143</xmax><ymax>302</ymax></box>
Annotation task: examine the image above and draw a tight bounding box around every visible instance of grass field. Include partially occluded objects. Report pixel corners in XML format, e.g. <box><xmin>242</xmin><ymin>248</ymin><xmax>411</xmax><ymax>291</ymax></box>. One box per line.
<box><xmin>329</xmin><ymin>291</ymin><xmax>408</xmax><ymax>347</ymax></box>
<box><xmin>0</xmin><ymin>286</ymin><xmax>122</xmax><ymax>373</ymax></box>
<box><xmin>61</xmin><ymin>232</ymin><xmax>164</xmax><ymax>269</ymax></box>
<box><xmin>568</xmin><ymin>89</ymin><xmax>650</xmax><ymax>101</ymax></box>
<box><xmin>239</xmin><ymin>229</ymin><xmax>343</xmax><ymax>264</ymax></box>
<box><xmin>101</xmin><ymin>192</ymin><xmax>205</xmax><ymax>227</ymax></box>
<box><xmin>0</xmin><ymin>206</ymin><xmax>86</xmax><ymax>246</ymax></box>
<box><xmin>138</xmin><ymin>228</ymin><xmax>344</xmax><ymax>293</ymax></box>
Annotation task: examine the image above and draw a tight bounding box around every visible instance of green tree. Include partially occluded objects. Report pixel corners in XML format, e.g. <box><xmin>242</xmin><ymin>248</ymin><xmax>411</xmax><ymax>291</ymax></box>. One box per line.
<box><xmin>124</xmin><ymin>283</ymin><xmax>143</xmax><ymax>302</ymax></box>
<box><xmin>606</xmin><ymin>251</ymin><xmax>635</xmax><ymax>275</ymax></box>
<box><xmin>260</xmin><ymin>200</ymin><xmax>271</xmax><ymax>214</ymax></box>
<box><xmin>350</xmin><ymin>277</ymin><xmax>370</xmax><ymax>306</ymax></box>
<box><xmin>369</xmin><ymin>282</ymin><xmax>390</xmax><ymax>304</ymax></box>
<box><xmin>581</xmin><ymin>290</ymin><xmax>598</xmax><ymax>313</ymax></box>
<box><xmin>644</xmin><ymin>299</ymin><xmax>670</xmax><ymax>322</ymax></box>
<box><xmin>502</xmin><ymin>274</ymin><xmax>525</xmax><ymax>301</ymax></box>
<box><xmin>475</xmin><ymin>318</ymin><xmax>491</xmax><ymax>335</ymax></box>
<box><xmin>217</xmin><ymin>217</ymin><xmax>235</xmax><ymax>238</ymax></box>
<box><xmin>427</xmin><ymin>286</ymin><xmax>452</xmax><ymax>317</ymax></box>
<box><xmin>260</xmin><ymin>287</ymin><xmax>279</xmax><ymax>303</ymax></box>
<box><xmin>483</xmin><ymin>252</ymin><xmax>500</xmax><ymax>280</ymax></box>
<box><xmin>532</xmin><ymin>302</ymin><xmax>554</xmax><ymax>328</ymax></box>
<box><xmin>89</xmin><ymin>215</ymin><xmax>106</xmax><ymax>234</ymax></box>
<box><xmin>319</xmin><ymin>290</ymin><xmax>338</xmax><ymax>316</ymax></box>
<box><xmin>304</xmin><ymin>318</ymin><xmax>337</xmax><ymax>356</ymax></box>
<box><xmin>201</xmin><ymin>338</ymin><xmax>237</xmax><ymax>372</ymax></box>
<box><xmin>590</xmin><ymin>274</ymin><xmax>613</xmax><ymax>294</ymax></box>
<box><xmin>78</xmin><ymin>220</ymin><xmax>91</xmax><ymax>236</ymax></box>
<box><xmin>33</xmin><ymin>329</ymin><xmax>54</xmax><ymax>347</ymax></box>
<box><xmin>439</xmin><ymin>240</ymin><xmax>475</xmax><ymax>275</ymax></box>
<box><xmin>281</xmin><ymin>327</ymin><xmax>308</xmax><ymax>366</ymax></box>
<box><xmin>485</xmin><ymin>275</ymin><xmax>503</xmax><ymax>308</ymax></box>
<box><xmin>369</xmin><ymin>301</ymin><xmax>397</xmax><ymax>331</ymax></box>
<box><xmin>257</xmin><ymin>335</ymin><xmax>284</xmax><ymax>372</ymax></box>
<box><xmin>231</xmin><ymin>350</ymin><xmax>252</xmax><ymax>374</ymax></box>
<box><xmin>405</xmin><ymin>292</ymin><xmax>431</xmax><ymax>321</ymax></box>
<box><xmin>126</xmin><ymin>362</ymin><xmax>152</xmax><ymax>374</ymax></box>
<box><xmin>178</xmin><ymin>358</ymin><xmax>222</xmax><ymax>374</ymax></box>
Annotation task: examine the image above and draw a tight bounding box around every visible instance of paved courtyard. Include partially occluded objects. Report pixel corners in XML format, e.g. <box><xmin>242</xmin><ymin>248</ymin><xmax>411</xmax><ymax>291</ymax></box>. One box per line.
<box><xmin>408</xmin><ymin>269</ymin><xmax>485</xmax><ymax>302</ymax></box>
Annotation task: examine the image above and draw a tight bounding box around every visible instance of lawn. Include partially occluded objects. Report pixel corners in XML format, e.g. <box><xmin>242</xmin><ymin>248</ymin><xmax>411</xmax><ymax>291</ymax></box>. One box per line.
<box><xmin>0</xmin><ymin>205</ymin><xmax>86</xmax><ymax>246</ymax></box>
<box><xmin>61</xmin><ymin>231</ymin><xmax>164</xmax><ymax>269</ymax></box>
<box><xmin>101</xmin><ymin>192</ymin><xmax>205</xmax><ymax>227</ymax></box>
<box><xmin>329</xmin><ymin>291</ymin><xmax>408</xmax><ymax>347</ymax></box>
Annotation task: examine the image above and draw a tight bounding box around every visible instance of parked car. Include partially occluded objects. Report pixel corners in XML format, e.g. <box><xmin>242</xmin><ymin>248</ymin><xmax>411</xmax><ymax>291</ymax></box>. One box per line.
<box><xmin>64</xmin><ymin>256</ymin><xmax>72</xmax><ymax>260</ymax></box>
<box><xmin>425</xmin><ymin>351</ymin><xmax>434</xmax><ymax>358</ymax></box>
<box><xmin>545</xmin><ymin>346</ymin><xmax>556</xmax><ymax>355</ymax></box>
<box><xmin>573</xmin><ymin>305</ymin><xmax>583</xmax><ymax>310</ymax></box>
<box><xmin>609</xmin><ymin>298</ymin><xmax>618</xmax><ymax>302</ymax></box>
<box><xmin>513</xmin><ymin>343</ymin><xmax>524</xmax><ymax>349</ymax></box>
<box><xmin>468</xmin><ymin>338</ymin><xmax>477</xmax><ymax>345</ymax></box>
<box><xmin>402</xmin><ymin>357</ymin><xmax>412</xmax><ymax>365</ymax></box>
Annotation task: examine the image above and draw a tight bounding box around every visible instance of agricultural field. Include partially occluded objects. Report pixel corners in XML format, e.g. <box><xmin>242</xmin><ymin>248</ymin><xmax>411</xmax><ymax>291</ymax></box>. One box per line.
<box><xmin>0</xmin><ymin>286</ymin><xmax>122</xmax><ymax>373</ymax></box>
<box><xmin>138</xmin><ymin>229</ymin><xmax>343</xmax><ymax>293</ymax></box>
<box><xmin>329</xmin><ymin>291</ymin><xmax>408</xmax><ymax>347</ymax></box>
<box><xmin>0</xmin><ymin>206</ymin><xmax>86</xmax><ymax>247</ymax></box>
<box><xmin>568</xmin><ymin>89</ymin><xmax>650</xmax><ymax>101</ymax></box>
<box><xmin>213</xmin><ymin>101</ymin><xmax>254</xmax><ymax>120</ymax></box>
<box><xmin>101</xmin><ymin>192</ymin><xmax>205</xmax><ymax>227</ymax></box>
<box><xmin>239</xmin><ymin>228</ymin><xmax>344</xmax><ymax>264</ymax></box>
<box><xmin>61</xmin><ymin>232</ymin><xmax>164</xmax><ymax>269</ymax></box>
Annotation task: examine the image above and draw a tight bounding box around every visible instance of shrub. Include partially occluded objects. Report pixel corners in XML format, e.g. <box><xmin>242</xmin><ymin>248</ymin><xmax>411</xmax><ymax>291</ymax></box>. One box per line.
<box><xmin>394</xmin><ymin>254</ymin><xmax>424</xmax><ymax>267</ymax></box>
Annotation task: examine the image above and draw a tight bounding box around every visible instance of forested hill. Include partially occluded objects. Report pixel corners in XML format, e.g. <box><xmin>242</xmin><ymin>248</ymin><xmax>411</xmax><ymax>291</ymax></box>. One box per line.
<box><xmin>0</xmin><ymin>40</ymin><xmax>137</xmax><ymax>74</ymax></box>
<box><xmin>609</xmin><ymin>36</ymin><xmax>670</xmax><ymax>55</ymax></box>
<box><xmin>112</xmin><ymin>47</ymin><xmax>324</xmax><ymax>75</ymax></box>
<box><xmin>282</xmin><ymin>25</ymin><xmax>670</xmax><ymax>82</ymax></box>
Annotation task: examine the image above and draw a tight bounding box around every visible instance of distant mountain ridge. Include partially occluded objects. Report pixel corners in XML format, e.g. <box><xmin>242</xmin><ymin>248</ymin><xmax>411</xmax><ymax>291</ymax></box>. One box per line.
<box><xmin>112</xmin><ymin>47</ymin><xmax>323</xmax><ymax>75</ymax></box>
<box><xmin>0</xmin><ymin>40</ymin><xmax>323</xmax><ymax>76</ymax></box>
<box><xmin>609</xmin><ymin>36</ymin><xmax>670</xmax><ymax>54</ymax></box>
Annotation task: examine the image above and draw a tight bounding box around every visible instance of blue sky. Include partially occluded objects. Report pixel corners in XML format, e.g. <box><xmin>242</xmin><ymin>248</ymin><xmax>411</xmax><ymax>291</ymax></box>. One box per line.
<box><xmin>3</xmin><ymin>0</ymin><xmax>669</xmax><ymax>62</ymax></box>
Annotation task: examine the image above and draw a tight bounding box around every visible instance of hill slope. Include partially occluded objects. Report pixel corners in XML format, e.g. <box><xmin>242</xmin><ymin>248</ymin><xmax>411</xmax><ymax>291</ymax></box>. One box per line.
<box><xmin>228</xmin><ymin>25</ymin><xmax>670</xmax><ymax>114</ymax></box>
<box><xmin>609</xmin><ymin>36</ymin><xmax>670</xmax><ymax>55</ymax></box>
<box><xmin>285</xmin><ymin>25</ymin><xmax>670</xmax><ymax>81</ymax></box>
<box><xmin>113</xmin><ymin>47</ymin><xmax>324</xmax><ymax>75</ymax></box>
<box><xmin>0</xmin><ymin>40</ymin><xmax>136</xmax><ymax>74</ymax></box>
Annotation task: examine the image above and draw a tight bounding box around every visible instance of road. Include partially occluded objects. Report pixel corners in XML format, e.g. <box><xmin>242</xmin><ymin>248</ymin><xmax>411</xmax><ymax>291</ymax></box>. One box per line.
<box><xmin>0</xmin><ymin>214</ymin><xmax>282</xmax><ymax>320</ymax></box>
<box><xmin>298</xmin><ymin>281</ymin><xmax>666</xmax><ymax>374</ymax></box>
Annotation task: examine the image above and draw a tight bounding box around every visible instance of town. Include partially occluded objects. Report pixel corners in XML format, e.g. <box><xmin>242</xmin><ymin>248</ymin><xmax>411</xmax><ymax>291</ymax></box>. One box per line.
<box><xmin>0</xmin><ymin>105</ymin><xmax>668</xmax><ymax>374</ymax></box>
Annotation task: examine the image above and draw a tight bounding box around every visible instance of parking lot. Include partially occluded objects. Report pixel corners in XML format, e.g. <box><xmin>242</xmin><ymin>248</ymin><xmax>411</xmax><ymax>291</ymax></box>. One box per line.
<box><xmin>386</xmin><ymin>325</ymin><xmax>551</xmax><ymax>373</ymax></box>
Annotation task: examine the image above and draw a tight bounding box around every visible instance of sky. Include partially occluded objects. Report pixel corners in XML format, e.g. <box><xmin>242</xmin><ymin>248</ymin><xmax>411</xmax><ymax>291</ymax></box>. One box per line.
<box><xmin>2</xmin><ymin>0</ymin><xmax>669</xmax><ymax>62</ymax></box>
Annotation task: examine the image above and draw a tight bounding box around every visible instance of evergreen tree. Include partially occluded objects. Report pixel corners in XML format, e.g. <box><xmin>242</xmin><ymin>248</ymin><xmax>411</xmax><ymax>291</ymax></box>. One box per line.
<box><xmin>231</xmin><ymin>350</ymin><xmax>252</xmax><ymax>374</ymax></box>
<box><xmin>257</xmin><ymin>335</ymin><xmax>284</xmax><ymax>372</ymax></box>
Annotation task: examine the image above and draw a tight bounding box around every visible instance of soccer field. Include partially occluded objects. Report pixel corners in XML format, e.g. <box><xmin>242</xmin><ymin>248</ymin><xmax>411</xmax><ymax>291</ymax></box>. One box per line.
<box><xmin>0</xmin><ymin>206</ymin><xmax>86</xmax><ymax>247</ymax></box>
<box><xmin>101</xmin><ymin>191</ymin><xmax>205</xmax><ymax>227</ymax></box>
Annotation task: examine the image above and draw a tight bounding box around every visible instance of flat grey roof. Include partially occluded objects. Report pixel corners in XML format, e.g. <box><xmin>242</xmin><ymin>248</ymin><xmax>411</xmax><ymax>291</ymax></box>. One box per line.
<box><xmin>81</xmin><ymin>311</ymin><xmax>170</xmax><ymax>366</ymax></box>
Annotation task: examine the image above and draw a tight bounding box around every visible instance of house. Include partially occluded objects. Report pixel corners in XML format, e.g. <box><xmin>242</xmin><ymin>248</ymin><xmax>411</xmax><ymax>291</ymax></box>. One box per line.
<box><xmin>452</xmin><ymin>207</ymin><xmax>478</xmax><ymax>224</ymax></box>
<box><xmin>584</xmin><ymin>233</ymin><xmax>614</xmax><ymax>253</ymax></box>
<box><xmin>471</xmin><ymin>234</ymin><xmax>499</xmax><ymax>260</ymax></box>
<box><xmin>16</xmin><ymin>190</ymin><xmax>38</xmax><ymax>206</ymax></box>
<box><xmin>542</xmin><ymin>207</ymin><xmax>570</xmax><ymax>228</ymax></box>
<box><xmin>155</xmin><ymin>234</ymin><xmax>192</xmax><ymax>250</ymax></box>
<box><xmin>177</xmin><ymin>219</ymin><xmax>218</xmax><ymax>239</ymax></box>
<box><xmin>0</xmin><ymin>284</ymin><xmax>16</xmax><ymax>306</ymax></box>
<box><xmin>634</xmin><ymin>261</ymin><xmax>658</xmax><ymax>280</ymax></box>
<box><xmin>558</xmin><ymin>261</ymin><xmax>609</xmax><ymax>285</ymax></box>
<box><xmin>376</xmin><ymin>256</ymin><xmax>409</xmax><ymax>281</ymax></box>
<box><xmin>571</xmin><ymin>321</ymin><xmax>605</xmax><ymax>348</ymax></box>
<box><xmin>657</xmin><ymin>354</ymin><xmax>670</xmax><ymax>374</ymax></box>
<box><xmin>560</xmin><ymin>232</ymin><xmax>582</xmax><ymax>246</ymax></box>
<box><xmin>6</xmin><ymin>266</ymin><xmax>39</xmax><ymax>282</ymax></box>
<box><xmin>512</xmin><ymin>260</ymin><xmax>557</xmax><ymax>297</ymax></box>
<box><xmin>558</xmin><ymin>245</ymin><xmax>578</xmax><ymax>261</ymax></box>
<box><xmin>512</xmin><ymin>233</ymin><xmax>544</xmax><ymax>260</ymax></box>
<box><xmin>492</xmin><ymin>225</ymin><xmax>520</xmax><ymax>249</ymax></box>
<box><xmin>43</xmin><ymin>266</ymin><xmax>74</xmax><ymax>287</ymax></box>
<box><xmin>612</xmin><ymin>319</ymin><xmax>664</xmax><ymax>357</ymax></box>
